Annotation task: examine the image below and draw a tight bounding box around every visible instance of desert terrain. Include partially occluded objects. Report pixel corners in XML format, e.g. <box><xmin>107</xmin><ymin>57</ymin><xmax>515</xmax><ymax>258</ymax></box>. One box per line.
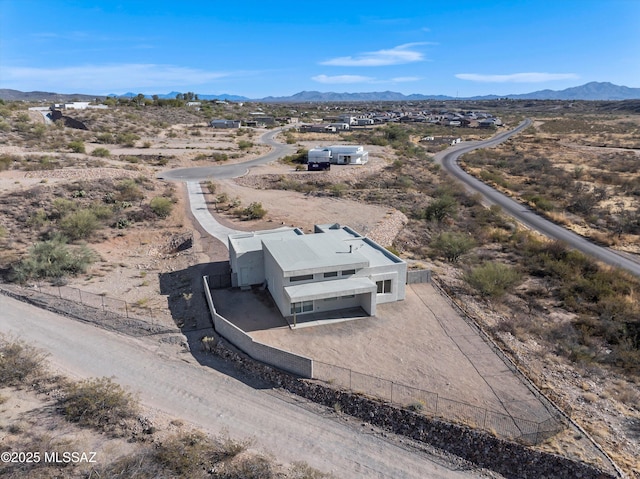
<box><xmin>0</xmin><ymin>99</ymin><xmax>639</xmax><ymax>477</ymax></box>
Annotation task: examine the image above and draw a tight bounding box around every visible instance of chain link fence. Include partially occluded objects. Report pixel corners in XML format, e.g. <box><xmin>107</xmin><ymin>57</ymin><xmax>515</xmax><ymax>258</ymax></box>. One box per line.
<box><xmin>313</xmin><ymin>360</ymin><xmax>563</xmax><ymax>445</ymax></box>
<box><xmin>16</xmin><ymin>283</ymin><xmax>175</xmax><ymax>336</ymax></box>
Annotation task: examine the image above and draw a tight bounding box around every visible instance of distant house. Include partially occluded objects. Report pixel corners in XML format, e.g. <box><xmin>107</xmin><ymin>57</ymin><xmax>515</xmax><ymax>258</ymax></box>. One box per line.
<box><xmin>338</xmin><ymin>115</ymin><xmax>358</xmax><ymax>125</ymax></box>
<box><xmin>356</xmin><ymin>118</ymin><xmax>374</xmax><ymax>126</ymax></box>
<box><xmin>228</xmin><ymin>224</ymin><xmax>407</xmax><ymax>319</ymax></box>
<box><xmin>478</xmin><ymin>118</ymin><xmax>503</xmax><ymax>128</ymax></box>
<box><xmin>328</xmin><ymin>122</ymin><xmax>350</xmax><ymax>131</ymax></box>
<box><xmin>299</xmin><ymin>124</ymin><xmax>337</xmax><ymax>133</ymax></box>
<box><xmin>210</xmin><ymin>119</ymin><xmax>241</xmax><ymax>128</ymax></box>
<box><xmin>248</xmin><ymin>114</ymin><xmax>276</xmax><ymax>126</ymax></box>
<box><xmin>51</xmin><ymin>102</ymin><xmax>91</xmax><ymax>110</ymax></box>
<box><xmin>308</xmin><ymin>145</ymin><xmax>369</xmax><ymax>166</ymax></box>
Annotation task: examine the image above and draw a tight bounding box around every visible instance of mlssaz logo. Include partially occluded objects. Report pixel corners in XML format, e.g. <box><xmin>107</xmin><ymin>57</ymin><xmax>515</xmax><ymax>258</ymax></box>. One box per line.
<box><xmin>44</xmin><ymin>452</ymin><xmax>97</xmax><ymax>463</ymax></box>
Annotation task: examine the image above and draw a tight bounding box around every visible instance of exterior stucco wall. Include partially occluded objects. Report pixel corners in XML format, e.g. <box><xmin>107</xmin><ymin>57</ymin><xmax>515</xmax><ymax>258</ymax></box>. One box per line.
<box><xmin>264</xmin><ymin>246</ymin><xmax>287</xmax><ymax>316</ymax></box>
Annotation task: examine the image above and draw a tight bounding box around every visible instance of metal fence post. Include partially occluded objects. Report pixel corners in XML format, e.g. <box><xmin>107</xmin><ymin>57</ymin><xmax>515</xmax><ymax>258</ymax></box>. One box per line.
<box><xmin>78</xmin><ymin>288</ymin><xmax>82</xmax><ymax>304</ymax></box>
<box><xmin>101</xmin><ymin>295</ymin><xmax>105</xmax><ymax>311</ymax></box>
<box><xmin>125</xmin><ymin>301</ymin><xmax>129</xmax><ymax>318</ymax></box>
<box><xmin>390</xmin><ymin>381</ymin><xmax>394</xmax><ymax>403</ymax></box>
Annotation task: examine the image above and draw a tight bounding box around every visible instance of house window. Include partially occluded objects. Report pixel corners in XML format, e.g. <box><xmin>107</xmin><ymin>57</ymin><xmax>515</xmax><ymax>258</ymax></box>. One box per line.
<box><xmin>290</xmin><ymin>274</ymin><xmax>313</xmax><ymax>282</ymax></box>
<box><xmin>341</xmin><ymin>269</ymin><xmax>356</xmax><ymax>276</ymax></box>
<box><xmin>291</xmin><ymin>300</ymin><xmax>313</xmax><ymax>314</ymax></box>
<box><xmin>323</xmin><ymin>271</ymin><xmax>338</xmax><ymax>278</ymax></box>
<box><xmin>377</xmin><ymin>279</ymin><xmax>392</xmax><ymax>294</ymax></box>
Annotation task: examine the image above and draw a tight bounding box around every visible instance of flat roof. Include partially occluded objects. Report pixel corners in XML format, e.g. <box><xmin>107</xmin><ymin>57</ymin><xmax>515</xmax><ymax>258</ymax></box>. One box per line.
<box><xmin>344</xmin><ymin>238</ymin><xmax>403</xmax><ymax>267</ymax></box>
<box><xmin>263</xmin><ymin>234</ymin><xmax>369</xmax><ymax>276</ymax></box>
<box><xmin>228</xmin><ymin>227</ymin><xmax>302</xmax><ymax>255</ymax></box>
<box><xmin>285</xmin><ymin>277</ymin><xmax>377</xmax><ymax>302</ymax></box>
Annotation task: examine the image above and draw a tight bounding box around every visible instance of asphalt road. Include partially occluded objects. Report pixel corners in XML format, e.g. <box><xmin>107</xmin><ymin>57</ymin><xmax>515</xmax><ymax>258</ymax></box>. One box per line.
<box><xmin>435</xmin><ymin>120</ymin><xmax>640</xmax><ymax>277</ymax></box>
<box><xmin>0</xmin><ymin>294</ymin><xmax>495</xmax><ymax>479</ymax></box>
<box><xmin>158</xmin><ymin>126</ymin><xmax>297</xmax><ymax>181</ymax></box>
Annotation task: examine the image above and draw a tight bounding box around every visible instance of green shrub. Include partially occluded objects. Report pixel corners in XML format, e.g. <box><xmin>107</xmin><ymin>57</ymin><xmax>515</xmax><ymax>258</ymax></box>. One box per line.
<box><xmin>26</xmin><ymin>208</ymin><xmax>48</xmax><ymax>228</ymax></box>
<box><xmin>51</xmin><ymin>197</ymin><xmax>77</xmax><ymax>219</ymax></box>
<box><xmin>89</xmin><ymin>203</ymin><xmax>114</xmax><ymax>221</ymax></box>
<box><xmin>154</xmin><ymin>431</ymin><xmax>247</xmax><ymax>476</ymax></box>
<box><xmin>465</xmin><ymin>262</ymin><xmax>522</xmax><ymax>297</ymax></box>
<box><xmin>221</xmin><ymin>455</ymin><xmax>273</xmax><ymax>479</ymax></box>
<box><xmin>0</xmin><ymin>339</ymin><xmax>48</xmax><ymax>386</ymax></box>
<box><xmin>237</xmin><ymin>139</ymin><xmax>253</xmax><ymax>150</ymax></box>
<box><xmin>423</xmin><ymin>195</ymin><xmax>457</xmax><ymax>222</ymax></box>
<box><xmin>115</xmin><ymin>178</ymin><xmax>144</xmax><ymax>202</ymax></box>
<box><xmin>288</xmin><ymin>462</ymin><xmax>333</xmax><ymax>479</ymax></box>
<box><xmin>242</xmin><ymin>201</ymin><xmax>267</xmax><ymax>220</ymax></box>
<box><xmin>92</xmin><ymin>147</ymin><xmax>111</xmax><ymax>157</ymax></box>
<box><xmin>59</xmin><ymin>377</ymin><xmax>138</xmax><ymax>433</ymax></box>
<box><xmin>329</xmin><ymin>183</ymin><xmax>348</xmax><ymax>197</ymax></box>
<box><xmin>95</xmin><ymin>132</ymin><xmax>114</xmax><ymax>144</ymax></box>
<box><xmin>430</xmin><ymin>232</ymin><xmax>476</xmax><ymax>262</ymax></box>
<box><xmin>12</xmin><ymin>236</ymin><xmax>96</xmax><ymax>282</ymax></box>
<box><xmin>279</xmin><ymin>148</ymin><xmax>308</xmax><ymax>165</ymax></box>
<box><xmin>115</xmin><ymin>132</ymin><xmax>140</xmax><ymax>147</ymax></box>
<box><xmin>68</xmin><ymin>140</ymin><xmax>86</xmax><ymax>153</ymax></box>
<box><xmin>59</xmin><ymin>209</ymin><xmax>100</xmax><ymax>240</ymax></box>
<box><xmin>204</xmin><ymin>180</ymin><xmax>216</xmax><ymax>194</ymax></box>
<box><xmin>149</xmin><ymin>196</ymin><xmax>174</xmax><ymax>218</ymax></box>
<box><xmin>0</xmin><ymin>154</ymin><xmax>14</xmax><ymax>171</ymax></box>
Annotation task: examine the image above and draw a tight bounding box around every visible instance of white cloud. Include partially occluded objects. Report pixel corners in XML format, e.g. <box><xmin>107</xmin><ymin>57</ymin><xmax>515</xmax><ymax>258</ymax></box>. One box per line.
<box><xmin>320</xmin><ymin>43</ymin><xmax>428</xmax><ymax>67</ymax></box>
<box><xmin>0</xmin><ymin>64</ymin><xmax>230</xmax><ymax>92</ymax></box>
<box><xmin>391</xmin><ymin>76</ymin><xmax>421</xmax><ymax>83</ymax></box>
<box><xmin>455</xmin><ymin>72</ymin><xmax>580</xmax><ymax>83</ymax></box>
<box><xmin>312</xmin><ymin>74</ymin><xmax>374</xmax><ymax>84</ymax></box>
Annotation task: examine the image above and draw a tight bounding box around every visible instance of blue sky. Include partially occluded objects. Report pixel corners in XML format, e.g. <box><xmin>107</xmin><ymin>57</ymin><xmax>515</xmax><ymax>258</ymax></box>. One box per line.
<box><xmin>1</xmin><ymin>0</ymin><xmax>639</xmax><ymax>98</ymax></box>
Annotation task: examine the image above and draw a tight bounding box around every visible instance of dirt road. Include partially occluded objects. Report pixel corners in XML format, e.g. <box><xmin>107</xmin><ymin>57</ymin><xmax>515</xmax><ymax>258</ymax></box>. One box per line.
<box><xmin>0</xmin><ymin>294</ymin><xmax>499</xmax><ymax>479</ymax></box>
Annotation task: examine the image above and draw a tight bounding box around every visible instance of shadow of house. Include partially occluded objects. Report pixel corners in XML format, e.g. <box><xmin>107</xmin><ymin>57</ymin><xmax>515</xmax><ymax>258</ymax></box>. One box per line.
<box><xmin>159</xmin><ymin>261</ymin><xmax>230</xmax><ymax>332</ymax></box>
<box><xmin>158</xmin><ymin>260</ymin><xmax>271</xmax><ymax>388</ymax></box>
<box><xmin>50</xmin><ymin>110</ymin><xmax>89</xmax><ymax>130</ymax></box>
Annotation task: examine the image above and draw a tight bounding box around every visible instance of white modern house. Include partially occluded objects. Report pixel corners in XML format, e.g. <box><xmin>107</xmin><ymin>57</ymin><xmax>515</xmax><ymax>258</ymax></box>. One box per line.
<box><xmin>228</xmin><ymin>224</ymin><xmax>406</xmax><ymax>319</ymax></box>
<box><xmin>307</xmin><ymin>145</ymin><xmax>369</xmax><ymax>166</ymax></box>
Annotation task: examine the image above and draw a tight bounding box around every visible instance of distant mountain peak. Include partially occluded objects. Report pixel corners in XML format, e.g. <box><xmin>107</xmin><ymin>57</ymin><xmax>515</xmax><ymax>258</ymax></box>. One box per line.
<box><xmin>1</xmin><ymin>82</ymin><xmax>638</xmax><ymax>103</ymax></box>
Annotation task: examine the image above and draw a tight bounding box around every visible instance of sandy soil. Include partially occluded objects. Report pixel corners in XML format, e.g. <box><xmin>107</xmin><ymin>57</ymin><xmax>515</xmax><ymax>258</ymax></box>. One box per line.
<box><xmin>1</xmin><ymin>113</ymin><xmax>636</xmax><ymax>477</ymax></box>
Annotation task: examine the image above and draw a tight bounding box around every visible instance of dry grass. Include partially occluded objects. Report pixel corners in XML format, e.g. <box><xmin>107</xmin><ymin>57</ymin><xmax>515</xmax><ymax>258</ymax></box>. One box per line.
<box><xmin>0</xmin><ymin>338</ymin><xmax>331</xmax><ymax>479</ymax></box>
<box><xmin>461</xmin><ymin>114</ymin><xmax>640</xmax><ymax>254</ymax></box>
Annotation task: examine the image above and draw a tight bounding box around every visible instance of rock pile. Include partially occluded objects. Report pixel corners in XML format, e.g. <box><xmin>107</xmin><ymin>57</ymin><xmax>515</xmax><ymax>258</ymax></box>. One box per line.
<box><xmin>203</xmin><ymin>336</ymin><xmax>616</xmax><ymax>479</ymax></box>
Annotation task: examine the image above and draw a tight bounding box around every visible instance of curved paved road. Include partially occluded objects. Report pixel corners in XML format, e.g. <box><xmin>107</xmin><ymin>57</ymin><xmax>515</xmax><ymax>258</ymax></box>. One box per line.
<box><xmin>158</xmin><ymin>127</ymin><xmax>297</xmax><ymax>181</ymax></box>
<box><xmin>0</xmin><ymin>294</ymin><xmax>492</xmax><ymax>479</ymax></box>
<box><xmin>434</xmin><ymin>120</ymin><xmax>640</xmax><ymax>277</ymax></box>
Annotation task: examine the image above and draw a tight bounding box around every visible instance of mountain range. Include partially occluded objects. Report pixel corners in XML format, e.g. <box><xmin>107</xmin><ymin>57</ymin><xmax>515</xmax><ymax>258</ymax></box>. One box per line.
<box><xmin>1</xmin><ymin>82</ymin><xmax>639</xmax><ymax>103</ymax></box>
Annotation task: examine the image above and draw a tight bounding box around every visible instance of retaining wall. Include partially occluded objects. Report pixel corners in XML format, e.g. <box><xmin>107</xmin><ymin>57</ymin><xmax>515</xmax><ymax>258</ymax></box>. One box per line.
<box><xmin>203</xmin><ymin>276</ymin><xmax>313</xmax><ymax>378</ymax></box>
<box><xmin>406</xmin><ymin>269</ymin><xmax>432</xmax><ymax>284</ymax></box>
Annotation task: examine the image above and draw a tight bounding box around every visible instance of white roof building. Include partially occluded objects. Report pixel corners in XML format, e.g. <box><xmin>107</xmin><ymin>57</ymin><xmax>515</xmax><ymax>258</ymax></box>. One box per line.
<box><xmin>228</xmin><ymin>224</ymin><xmax>406</xmax><ymax>320</ymax></box>
<box><xmin>308</xmin><ymin>145</ymin><xmax>369</xmax><ymax>165</ymax></box>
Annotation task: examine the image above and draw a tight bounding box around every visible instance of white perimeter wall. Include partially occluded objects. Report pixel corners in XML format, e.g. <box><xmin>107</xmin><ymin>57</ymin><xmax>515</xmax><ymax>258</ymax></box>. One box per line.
<box><xmin>203</xmin><ymin>276</ymin><xmax>313</xmax><ymax>378</ymax></box>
